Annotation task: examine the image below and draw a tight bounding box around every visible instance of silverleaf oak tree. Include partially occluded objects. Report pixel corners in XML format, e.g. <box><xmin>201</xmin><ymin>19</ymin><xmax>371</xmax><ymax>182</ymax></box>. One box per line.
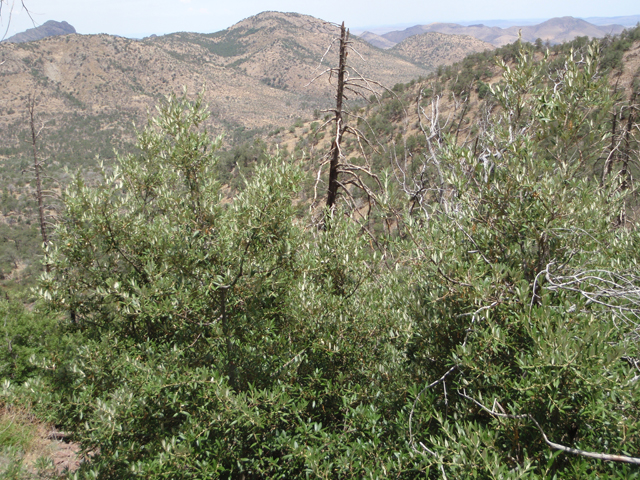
<box><xmin>35</xmin><ymin>92</ymin><xmax>412</xmax><ymax>478</ymax></box>
<box><xmin>24</xmin><ymin>44</ymin><xmax>640</xmax><ymax>478</ymax></box>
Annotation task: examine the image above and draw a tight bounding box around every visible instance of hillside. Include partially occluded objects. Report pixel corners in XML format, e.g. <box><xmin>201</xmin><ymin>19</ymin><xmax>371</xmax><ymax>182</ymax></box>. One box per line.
<box><xmin>389</xmin><ymin>32</ymin><xmax>494</xmax><ymax>69</ymax></box>
<box><xmin>357</xmin><ymin>31</ymin><xmax>396</xmax><ymax>49</ymax></box>
<box><xmin>150</xmin><ymin>12</ymin><xmax>427</xmax><ymax>103</ymax></box>
<box><xmin>272</xmin><ymin>28</ymin><xmax>640</xmax><ymax>207</ymax></box>
<box><xmin>0</xmin><ymin>12</ymin><xmax>428</xmax><ymax>159</ymax></box>
<box><xmin>375</xmin><ymin>16</ymin><xmax>626</xmax><ymax>48</ymax></box>
<box><xmin>0</xmin><ymin>11</ymin><xmax>429</xmax><ymax>286</ymax></box>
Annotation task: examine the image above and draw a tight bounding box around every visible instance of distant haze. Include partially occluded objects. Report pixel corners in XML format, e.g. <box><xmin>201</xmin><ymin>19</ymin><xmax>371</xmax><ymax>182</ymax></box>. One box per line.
<box><xmin>0</xmin><ymin>0</ymin><xmax>638</xmax><ymax>39</ymax></box>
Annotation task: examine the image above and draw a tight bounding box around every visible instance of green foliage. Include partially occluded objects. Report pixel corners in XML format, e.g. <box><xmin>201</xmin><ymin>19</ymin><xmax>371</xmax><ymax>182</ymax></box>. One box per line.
<box><xmin>382</xmin><ymin>97</ymin><xmax>405</xmax><ymax>121</ymax></box>
<box><xmin>398</xmin><ymin>43</ymin><xmax>640</xmax><ymax>477</ymax></box>
<box><xmin>206</xmin><ymin>40</ymin><xmax>247</xmax><ymax>58</ymax></box>
<box><xmin>0</xmin><ymin>448</ymin><xmax>37</xmax><ymax>480</ymax></box>
<box><xmin>0</xmin><ymin>223</ymin><xmax>44</xmax><ymax>289</ymax></box>
<box><xmin>0</xmin><ymin>301</ymin><xmax>60</xmax><ymax>384</ymax></box>
<box><xmin>33</xmin><ymin>92</ymin><xmax>403</xmax><ymax>477</ymax></box>
<box><xmin>0</xmin><ymin>411</ymin><xmax>37</xmax><ymax>451</ymax></box>
<box><xmin>476</xmin><ymin>80</ymin><xmax>492</xmax><ymax>99</ymax></box>
<box><xmin>217</xmin><ymin>138</ymin><xmax>269</xmax><ymax>190</ymax></box>
<box><xmin>591</xmin><ymin>25</ymin><xmax>640</xmax><ymax>72</ymax></box>
<box><xmin>9</xmin><ymin>41</ymin><xmax>640</xmax><ymax>479</ymax></box>
<box><xmin>36</xmin><ymin>92</ymin><xmax>418</xmax><ymax>477</ymax></box>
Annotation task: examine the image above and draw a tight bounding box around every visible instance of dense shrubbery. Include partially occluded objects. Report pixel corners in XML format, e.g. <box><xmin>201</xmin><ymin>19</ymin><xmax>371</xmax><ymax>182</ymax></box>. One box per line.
<box><xmin>2</xmin><ymin>41</ymin><xmax>640</xmax><ymax>479</ymax></box>
<box><xmin>391</xmin><ymin>44</ymin><xmax>640</xmax><ymax>478</ymax></box>
<box><xmin>0</xmin><ymin>299</ymin><xmax>68</xmax><ymax>384</ymax></box>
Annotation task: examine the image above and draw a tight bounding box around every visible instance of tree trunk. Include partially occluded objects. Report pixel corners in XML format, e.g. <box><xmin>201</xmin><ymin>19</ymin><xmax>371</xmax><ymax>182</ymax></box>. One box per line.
<box><xmin>325</xmin><ymin>22</ymin><xmax>348</xmax><ymax>212</ymax></box>
<box><xmin>28</xmin><ymin>95</ymin><xmax>49</xmax><ymax>271</ymax></box>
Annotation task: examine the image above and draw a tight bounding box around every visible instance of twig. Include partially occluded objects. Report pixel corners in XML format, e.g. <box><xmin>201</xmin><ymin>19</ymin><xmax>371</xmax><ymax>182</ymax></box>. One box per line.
<box><xmin>409</xmin><ymin>366</ymin><xmax>457</xmax><ymax>449</ymax></box>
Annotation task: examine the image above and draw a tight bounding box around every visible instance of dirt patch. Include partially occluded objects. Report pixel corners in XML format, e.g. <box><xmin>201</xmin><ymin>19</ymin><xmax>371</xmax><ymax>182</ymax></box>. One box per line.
<box><xmin>41</xmin><ymin>434</ymin><xmax>81</xmax><ymax>476</ymax></box>
<box><xmin>0</xmin><ymin>406</ymin><xmax>83</xmax><ymax>478</ymax></box>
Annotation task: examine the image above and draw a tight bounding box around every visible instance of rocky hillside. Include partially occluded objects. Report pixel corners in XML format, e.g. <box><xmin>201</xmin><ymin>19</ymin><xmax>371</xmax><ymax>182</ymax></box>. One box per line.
<box><xmin>389</xmin><ymin>32</ymin><xmax>494</xmax><ymax>69</ymax></box>
<box><xmin>0</xmin><ymin>11</ymin><xmax>429</xmax><ymax>165</ymax></box>
<box><xmin>3</xmin><ymin>20</ymin><xmax>76</xmax><ymax>43</ymax></box>
<box><xmin>274</xmin><ymin>27</ymin><xmax>640</xmax><ymax>190</ymax></box>
<box><xmin>150</xmin><ymin>12</ymin><xmax>427</xmax><ymax>103</ymax></box>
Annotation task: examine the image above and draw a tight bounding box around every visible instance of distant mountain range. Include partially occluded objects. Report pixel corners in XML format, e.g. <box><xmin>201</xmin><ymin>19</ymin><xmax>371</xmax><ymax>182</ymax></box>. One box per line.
<box><xmin>2</xmin><ymin>20</ymin><xmax>75</xmax><ymax>43</ymax></box>
<box><xmin>5</xmin><ymin>15</ymin><xmax>635</xmax><ymax>51</ymax></box>
<box><xmin>359</xmin><ymin>16</ymin><xmax>627</xmax><ymax>49</ymax></box>
<box><xmin>584</xmin><ymin>15</ymin><xmax>640</xmax><ymax>27</ymax></box>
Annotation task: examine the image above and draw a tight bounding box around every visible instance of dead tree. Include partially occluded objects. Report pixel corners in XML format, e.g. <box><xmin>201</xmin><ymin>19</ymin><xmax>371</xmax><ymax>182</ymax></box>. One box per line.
<box><xmin>601</xmin><ymin>91</ymin><xmax>639</xmax><ymax>225</ymax></box>
<box><xmin>325</xmin><ymin>23</ymin><xmax>348</xmax><ymax>211</ymax></box>
<box><xmin>27</xmin><ymin>94</ymin><xmax>49</xmax><ymax>253</ymax></box>
<box><xmin>392</xmin><ymin>79</ymin><xmax>478</xmax><ymax>219</ymax></box>
<box><xmin>309</xmin><ymin>22</ymin><xmax>393</xmax><ymax>228</ymax></box>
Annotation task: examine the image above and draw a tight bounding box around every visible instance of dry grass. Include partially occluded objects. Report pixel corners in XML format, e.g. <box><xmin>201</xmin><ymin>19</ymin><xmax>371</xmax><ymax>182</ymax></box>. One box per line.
<box><xmin>0</xmin><ymin>405</ymin><xmax>79</xmax><ymax>479</ymax></box>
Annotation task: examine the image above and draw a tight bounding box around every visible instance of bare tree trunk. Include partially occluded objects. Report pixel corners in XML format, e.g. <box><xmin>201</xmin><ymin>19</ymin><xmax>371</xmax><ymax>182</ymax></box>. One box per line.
<box><xmin>28</xmin><ymin>95</ymin><xmax>49</xmax><ymax>260</ymax></box>
<box><xmin>602</xmin><ymin>109</ymin><xmax>618</xmax><ymax>183</ymax></box>
<box><xmin>325</xmin><ymin>22</ymin><xmax>348</xmax><ymax>212</ymax></box>
<box><xmin>617</xmin><ymin>95</ymin><xmax>637</xmax><ymax>226</ymax></box>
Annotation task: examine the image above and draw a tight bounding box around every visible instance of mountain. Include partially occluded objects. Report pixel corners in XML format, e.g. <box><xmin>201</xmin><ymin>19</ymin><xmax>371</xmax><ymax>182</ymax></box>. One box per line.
<box><xmin>149</xmin><ymin>12</ymin><xmax>428</xmax><ymax>100</ymax></box>
<box><xmin>389</xmin><ymin>32</ymin><xmax>494</xmax><ymax>69</ymax></box>
<box><xmin>3</xmin><ymin>20</ymin><xmax>76</xmax><ymax>43</ymax></box>
<box><xmin>375</xmin><ymin>16</ymin><xmax>626</xmax><ymax>48</ymax></box>
<box><xmin>520</xmin><ymin>17</ymin><xmax>625</xmax><ymax>43</ymax></box>
<box><xmin>0</xmin><ymin>12</ymin><xmax>428</xmax><ymax>159</ymax></box>
<box><xmin>0</xmin><ymin>11</ymin><xmax>430</xmax><ymax>288</ymax></box>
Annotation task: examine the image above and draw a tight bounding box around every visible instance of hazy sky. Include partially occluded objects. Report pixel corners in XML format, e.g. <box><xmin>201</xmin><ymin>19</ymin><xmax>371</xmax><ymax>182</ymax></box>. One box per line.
<box><xmin>2</xmin><ymin>0</ymin><xmax>639</xmax><ymax>38</ymax></box>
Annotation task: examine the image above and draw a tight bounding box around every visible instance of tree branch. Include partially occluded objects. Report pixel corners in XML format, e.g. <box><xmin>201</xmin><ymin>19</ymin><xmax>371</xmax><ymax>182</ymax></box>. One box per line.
<box><xmin>459</xmin><ymin>389</ymin><xmax>640</xmax><ymax>465</ymax></box>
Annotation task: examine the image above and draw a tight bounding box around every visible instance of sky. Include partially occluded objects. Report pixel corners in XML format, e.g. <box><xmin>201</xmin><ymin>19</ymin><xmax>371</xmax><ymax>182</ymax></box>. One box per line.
<box><xmin>1</xmin><ymin>0</ymin><xmax>639</xmax><ymax>39</ymax></box>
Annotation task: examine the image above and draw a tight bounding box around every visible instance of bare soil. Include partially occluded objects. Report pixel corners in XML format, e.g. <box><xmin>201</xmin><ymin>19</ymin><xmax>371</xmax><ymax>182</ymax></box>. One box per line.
<box><xmin>0</xmin><ymin>406</ymin><xmax>82</xmax><ymax>478</ymax></box>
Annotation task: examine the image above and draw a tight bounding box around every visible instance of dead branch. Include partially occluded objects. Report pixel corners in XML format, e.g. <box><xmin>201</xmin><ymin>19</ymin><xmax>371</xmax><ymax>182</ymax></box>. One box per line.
<box><xmin>459</xmin><ymin>389</ymin><xmax>640</xmax><ymax>465</ymax></box>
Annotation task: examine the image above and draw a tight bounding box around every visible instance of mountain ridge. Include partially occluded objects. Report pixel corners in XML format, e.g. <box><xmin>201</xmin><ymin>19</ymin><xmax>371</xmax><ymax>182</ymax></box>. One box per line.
<box><xmin>389</xmin><ymin>32</ymin><xmax>494</xmax><ymax>69</ymax></box>
<box><xmin>368</xmin><ymin>16</ymin><xmax>626</xmax><ymax>49</ymax></box>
